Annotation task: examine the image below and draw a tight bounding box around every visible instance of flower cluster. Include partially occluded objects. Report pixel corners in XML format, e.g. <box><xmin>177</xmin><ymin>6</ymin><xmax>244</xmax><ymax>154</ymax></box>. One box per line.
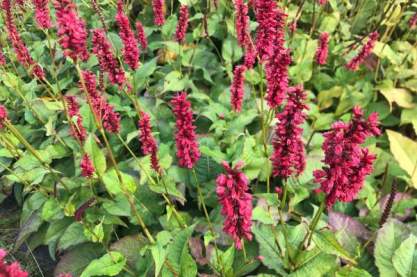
<box><xmin>152</xmin><ymin>0</ymin><xmax>165</xmax><ymax>26</ymax></box>
<box><xmin>271</xmin><ymin>85</ymin><xmax>308</xmax><ymax>178</ymax></box>
<box><xmin>65</xmin><ymin>96</ymin><xmax>87</xmax><ymax>142</ymax></box>
<box><xmin>254</xmin><ymin>0</ymin><xmax>283</xmax><ymax>61</ymax></box>
<box><xmin>313</xmin><ymin>106</ymin><xmax>381</xmax><ymax>208</ymax></box>
<box><xmin>2</xmin><ymin>0</ymin><xmax>45</xmax><ymax>79</ymax></box>
<box><xmin>54</xmin><ymin>0</ymin><xmax>89</xmax><ymax>62</ymax></box>
<box><xmin>409</xmin><ymin>13</ymin><xmax>417</xmax><ymax>29</ymax></box>
<box><xmin>216</xmin><ymin>161</ymin><xmax>253</xmax><ymax>249</ymax></box>
<box><xmin>234</xmin><ymin>0</ymin><xmax>249</xmax><ymax>46</ymax></box>
<box><xmin>92</xmin><ymin>29</ymin><xmax>126</xmax><ymax>87</ymax></box>
<box><xmin>0</xmin><ymin>48</ymin><xmax>5</xmax><ymax>65</ymax></box>
<box><xmin>346</xmin><ymin>31</ymin><xmax>379</xmax><ymax>71</ymax></box>
<box><xmin>171</xmin><ymin>92</ymin><xmax>200</xmax><ymax>169</ymax></box>
<box><xmin>0</xmin><ymin>249</ymin><xmax>28</xmax><ymax>277</ymax></box>
<box><xmin>318</xmin><ymin>0</ymin><xmax>327</xmax><ymax>5</ymax></box>
<box><xmin>33</xmin><ymin>0</ymin><xmax>52</xmax><ymax>29</ymax></box>
<box><xmin>0</xmin><ymin>105</ymin><xmax>8</xmax><ymax>129</ymax></box>
<box><xmin>175</xmin><ymin>5</ymin><xmax>189</xmax><ymax>43</ymax></box>
<box><xmin>230</xmin><ymin>65</ymin><xmax>246</xmax><ymax>112</ymax></box>
<box><xmin>264</xmin><ymin>7</ymin><xmax>289</xmax><ymax>108</ymax></box>
<box><xmin>81</xmin><ymin>70</ymin><xmax>121</xmax><ymax>133</ymax></box>
<box><xmin>116</xmin><ymin>0</ymin><xmax>139</xmax><ymax>70</ymax></box>
<box><xmin>243</xmin><ymin>41</ymin><xmax>257</xmax><ymax>69</ymax></box>
<box><xmin>138</xmin><ymin>112</ymin><xmax>161</xmax><ymax>173</ymax></box>
<box><xmin>136</xmin><ymin>21</ymin><xmax>148</xmax><ymax>49</ymax></box>
<box><xmin>80</xmin><ymin>154</ymin><xmax>95</xmax><ymax>178</ymax></box>
<box><xmin>315</xmin><ymin>32</ymin><xmax>329</xmax><ymax>65</ymax></box>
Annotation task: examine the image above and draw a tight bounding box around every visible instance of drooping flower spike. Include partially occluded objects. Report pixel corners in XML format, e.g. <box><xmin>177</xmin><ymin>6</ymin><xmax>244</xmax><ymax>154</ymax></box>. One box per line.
<box><xmin>171</xmin><ymin>92</ymin><xmax>200</xmax><ymax>169</ymax></box>
<box><xmin>346</xmin><ymin>31</ymin><xmax>379</xmax><ymax>71</ymax></box>
<box><xmin>216</xmin><ymin>161</ymin><xmax>253</xmax><ymax>250</ymax></box>
<box><xmin>3</xmin><ymin>0</ymin><xmax>45</xmax><ymax>79</ymax></box>
<box><xmin>271</xmin><ymin>85</ymin><xmax>308</xmax><ymax>178</ymax></box>
<box><xmin>65</xmin><ymin>96</ymin><xmax>87</xmax><ymax>142</ymax></box>
<box><xmin>54</xmin><ymin>0</ymin><xmax>89</xmax><ymax>62</ymax></box>
<box><xmin>313</xmin><ymin>106</ymin><xmax>381</xmax><ymax>208</ymax></box>
<box><xmin>92</xmin><ymin>29</ymin><xmax>126</xmax><ymax>87</ymax></box>
<box><xmin>138</xmin><ymin>112</ymin><xmax>161</xmax><ymax>173</ymax></box>
<box><xmin>116</xmin><ymin>0</ymin><xmax>139</xmax><ymax>70</ymax></box>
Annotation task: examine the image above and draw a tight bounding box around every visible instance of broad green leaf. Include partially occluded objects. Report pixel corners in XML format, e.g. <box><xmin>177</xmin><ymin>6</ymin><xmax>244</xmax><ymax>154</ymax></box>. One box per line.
<box><xmin>253</xmin><ymin>225</ymin><xmax>286</xmax><ymax>275</ymax></box>
<box><xmin>80</xmin><ymin>251</ymin><xmax>126</xmax><ymax>277</ymax></box>
<box><xmin>312</xmin><ymin>230</ymin><xmax>356</xmax><ymax>264</ymax></box>
<box><xmin>392</xmin><ymin>234</ymin><xmax>417</xmax><ymax>277</ymax></box>
<box><xmin>290</xmin><ymin>252</ymin><xmax>336</xmax><ymax>277</ymax></box>
<box><xmin>102</xmin><ymin>169</ymin><xmax>137</xmax><ymax>195</ymax></box>
<box><xmin>336</xmin><ymin>266</ymin><xmax>372</xmax><ymax>277</ymax></box>
<box><xmin>58</xmin><ymin>222</ymin><xmax>88</xmax><ymax>251</ymax></box>
<box><xmin>374</xmin><ymin>219</ymin><xmax>410</xmax><ymax>277</ymax></box>
<box><xmin>84</xmin><ymin>135</ymin><xmax>106</xmax><ymax>176</ymax></box>
<box><xmin>41</xmin><ymin>198</ymin><xmax>64</xmax><ymax>222</ymax></box>
<box><xmin>386</xmin><ymin>130</ymin><xmax>417</xmax><ymax>188</ymax></box>
<box><xmin>378</xmin><ymin>81</ymin><xmax>415</xmax><ymax>110</ymax></box>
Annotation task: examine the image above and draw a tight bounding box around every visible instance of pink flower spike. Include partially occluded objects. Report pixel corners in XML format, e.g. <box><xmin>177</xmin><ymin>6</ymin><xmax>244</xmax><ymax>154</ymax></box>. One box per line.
<box><xmin>230</xmin><ymin>65</ymin><xmax>246</xmax><ymax>112</ymax></box>
<box><xmin>138</xmin><ymin>112</ymin><xmax>161</xmax><ymax>173</ymax></box>
<box><xmin>171</xmin><ymin>92</ymin><xmax>200</xmax><ymax>169</ymax></box>
<box><xmin>0</xmin><ymin>105</ymin><xmax>8</xmax><ymax>128</ymax></box>
<box><xmin>81</xmin><ymin>154</ymin><xmax>95</xmax><ymax>178</ymax></box>
<box><xmin>346</xmin><ymin>31</ymin><xmax>379</xmax><ymax>71</ymax></box>
<box><xmin>136</xmin><ymin>21</ymin><xmax>148</xmax><ymax>49</ymax></box>
<box><xmin>152</xmin><ymin>0</ymin><xmax>165</xmax><ymax>26</ymax></box>
<box><xmin>116</xmin><ymin>0</ymin><xmax>140</xmax><ymax>70</ymax></box>
<box><xmin>175</xmin><ymin>5</ymin><xmax>189</xmax><ymax>43</ymax></box>
<box><xmin>33</xmin><ymin>0</ymin><xmax>52</xmax><ymax>29</ymax></box>
<box><xmin>234</xmin><ymin>0</ymin><xmax>249</xmax><ymax>46</ymax></box>
<box><xmin>216</xmin><ymin>161</ymin><xmax>253</xmax><ymax>249</ymax></box>
<box><xmin>315</xmin><ymin>32</ymin><xmax>329</xmax><ymax>65</ymax></box>
<box><xmin>271</xmin><ymin>85</ymin><xmax>308</xmax><ymax>178</ymax></box>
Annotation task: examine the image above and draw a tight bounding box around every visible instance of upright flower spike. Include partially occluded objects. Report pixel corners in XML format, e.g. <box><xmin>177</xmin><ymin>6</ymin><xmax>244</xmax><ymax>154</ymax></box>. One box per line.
<box><xmin>243</xmin><ymin>40</ymin><xmax>257</xmax><ymax>68</ymax></box>
<box><xmin>152</xmin><ymin>0</ymin><xmax>165</xmax><ymax>26</ymax></box>
<box><xmin>254</xmin><ymin>0</ymin><xmax>284</xmax><ymax>61</ymax></box>
<box><xmin>263</xmin><ymin>6</ymin><xmax>289</xmax><ymax>108</ymax></box>
<box><xmin>136</xmin><ymin>21</ymin><xmax>148</xmax><ymax>49</ymax></box>
<box><xmin>271</xmin><ymin>85</ymin><xmax>308</xmax><ymax>178</ymax></box>
<box><xmin>230</xmin><ymin>65</ymin><xmax>246</xmax><ymax>112</ymax></box>
<box><xmin>116</xmin><ymin>0</ymin><xmax>139</xmax><ymax>70</ymax></box>
<box><xmin>33</xmin><ymin>0</ymin><xmax>52</xmax><ymax>29</ymax></box>
<box><xmin>92</xmin><ymin>29</ymin><xmax>126</xmax><ymax>87</ymax></box>
<box><xmin>175</xmin><ymin>5</ymin><xmax>189</xmax><ymax>43</ymax></box>
<box><xmin>54</xmin><ymin>0</ymin><xmax>89</xmax><ymax>62</ymax></box>
<box><xmin>0</xmin><ymin>105</ymin><xmax>8</xmax><ymax>129</ymax></box>
<box><xmin>80</xmin><ymin>154</ymin><xmax>95</xmax><ymax>177</ymax></box>
<box><xmin>313</xmin><ymin>106</ymin><xmax>381</xmax><ymax>208</ymax></box>
<box><xmin>216</xmin><ymin>161</ymin><xmax>253</xmax><ymax>250</ymax></box>
<box><xmin>171</xmin><ymin>92</ymin><xmax>200</xmax><ymax>169</ymax></box>
<box><xmin>2</xmin><ymin>0</ymin><xmax>45</xmax><ymax>79</ymax></box>
<box><xmin>265</xmin><ymin>48</ymin><xmax>291</xmax><ymax>108</ymax></box>
<box><xmin>346</xmin><ymin>31</ymin><xmax>379</xmax><ymax>71</ymax></box>
<box><xmin>65</xmin><ymin>96</ymin><xmax>87</xmax><ymax>142</ymax></box>
<box><xmin>138</xmin><ymin>112</ymin><xmax>161</xmax><ymax>173</ymax></box>
<box><xmin>234</xmin><ymin>0</ymin><xmax>249</xmax><ymax>46</ymax></box>
<box><xmin>0</xmin><ymin>249</ymin><xmax>29</xmax><ymax>277</ymax></box>
<box><xmin>315</xmin><ymin>32</ymin><xmax>329</xmax><ymax>65</ymax></box>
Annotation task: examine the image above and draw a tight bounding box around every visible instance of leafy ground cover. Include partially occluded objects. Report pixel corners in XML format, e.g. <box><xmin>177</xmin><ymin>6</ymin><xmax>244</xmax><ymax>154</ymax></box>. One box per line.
<box><xmin>0</xmin><ymin>0</ymin><xmax>417</xmax><ymax>276</ymax></box>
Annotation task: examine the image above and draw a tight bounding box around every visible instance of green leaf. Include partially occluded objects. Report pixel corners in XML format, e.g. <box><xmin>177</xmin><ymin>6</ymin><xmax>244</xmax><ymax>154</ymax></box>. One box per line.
<box><xmin>392</xmin><ymin>234</ymin><xmax>417</xmax><ymax>277</ymax></box>
<box><xmin>253</xmin><ymin>225</ymin><xmax>286</xmax><ymax>275</ymax></box>
<box><xmin>41</xmin><ymin>198</ymin><xmax>64</xmax><ymax>222</ymax></box>
<box><xmin>163</xmin><ymin>71</ymin><xmax>187</xmax><ymax>92</ymax></box>
<box><xmin>162</xmin><ymin>226</ymin><xmax>196</xmax><ymax>277</ymax></box>
<box><xmin>377</xmin><ymin>80</ymin><xmax>415</xmax><ymax>110</ymax></box>
<box><xmin>84</xmin><ymin>135</ymin><xmax>106</xmax><ymax>176</ymax></box>
<box><xmin>335</xmin><ymin>266</ymin><xmax>372</xmax><ymax>277</ymax></box>
<box><xmin>375</xmin><ymin>219</ymin><xmax>410</xmax><ymax>277</ymax></box>
<box><xmin>57</xmin><ymin>222</ymin><xmax>88</xmax><ymax>251</ymax></box>
<box><xmin>102</xmin><ymin>169</ymin><xmax>137</xmax><ymax>195</ymax></box>
<box><xmin>386</xmin><ymin>130</ymin><xmax>417</xmax><ymax>188</ymax></box>
<box><xmin>312</xmin><ymin>230</ymin><xmax>356</xmax><ymax>264</ymax></box>
<box><xmin>80</xmin><ymin>251</ymin><xmax>126</xmax><ymax>277</ymax></box>
<box><xmin>54</xmin><ymin>243</ymin><xmax>104</xmax><ymax>276</ymax></box>
<box><xmin>290</xmin><ymin>252</ymin><xmax>336</xmax><ymax>277</ymax></box>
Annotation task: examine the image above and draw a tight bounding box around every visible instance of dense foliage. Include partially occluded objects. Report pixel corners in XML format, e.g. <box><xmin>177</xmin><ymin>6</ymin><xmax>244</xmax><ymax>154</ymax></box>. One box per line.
<box><xmin>0</xmin><ymin>0</ymin><xmax>417</xmax><ymax>276</ymax></box>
